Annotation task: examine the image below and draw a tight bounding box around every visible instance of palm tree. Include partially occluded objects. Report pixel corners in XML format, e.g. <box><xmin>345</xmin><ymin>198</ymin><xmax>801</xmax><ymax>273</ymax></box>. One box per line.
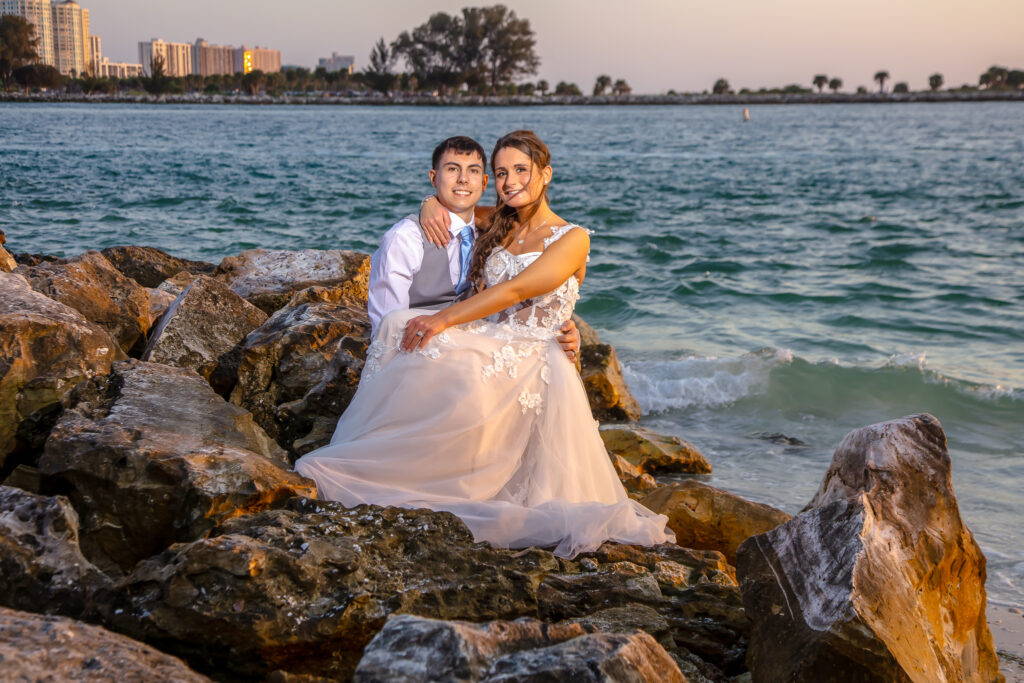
<box><xmin>829</xmin><ymin>77</ymin><xmax>843</xmax><ymax>93</ymax></box>
<box><xmin>874</xmin><ymin>70</ymin><xmax>890</xmax><ymax>93</ymax></box>
<box><xmin>893</xmin><ymin>82</ymin><xmax>909</xmax><ymax>93</ymax></box>
<box><xmin>813</xmin><ymin>74</ymin><xmax>828</xmax><ymax>92</ymax></box>
<box><xmin>928</xmin><ymin>73</ymin><xmax>943</xmax><ymax>91</ymax></box>
<box><xmin>712</xmin><ymin>78</ymin><xmax>730</xmax><ymax>95</ymax></box>
<box><xmin>612</xmin><ymin>78</ymin><xmax>631</xmax><ymax>96</ymax></box>
<box><xmin>536</xmin><ymin>79</ymin><xmax>549</xmax><ymax>95</ymax></box>
<box><xmin>592</xmin><ymin>74</ymin><xmax>611</xmax><ymax>96</ymax></box>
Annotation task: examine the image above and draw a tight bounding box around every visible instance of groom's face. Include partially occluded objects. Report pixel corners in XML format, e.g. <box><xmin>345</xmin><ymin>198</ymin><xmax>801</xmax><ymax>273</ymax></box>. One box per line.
<box><xmin>430</xmin><ymin>151</ymin><xmax>488</xmax><ymax>218</ymax></box>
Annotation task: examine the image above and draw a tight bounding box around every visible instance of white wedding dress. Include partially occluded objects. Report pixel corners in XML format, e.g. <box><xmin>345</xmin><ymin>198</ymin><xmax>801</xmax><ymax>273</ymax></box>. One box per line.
<box><xmin>293</xmin><ymin>225</ymin><xmax>673</xmax><ymax>557</ymax></box>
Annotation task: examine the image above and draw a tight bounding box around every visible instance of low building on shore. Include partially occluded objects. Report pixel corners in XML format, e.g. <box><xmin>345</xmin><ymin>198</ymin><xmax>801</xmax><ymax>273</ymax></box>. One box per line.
<box><xmin>318</xmin><ymin>52</ymin><xmax>354</xmax><ymax>74</ymax></box>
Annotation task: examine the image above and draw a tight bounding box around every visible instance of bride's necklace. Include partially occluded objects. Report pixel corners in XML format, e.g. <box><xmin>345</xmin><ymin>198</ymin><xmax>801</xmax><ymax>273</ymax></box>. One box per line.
<box><xmin>516</xmin><ymin>218</ymin><xmax>552</xmax><ymax>245</ymax></box>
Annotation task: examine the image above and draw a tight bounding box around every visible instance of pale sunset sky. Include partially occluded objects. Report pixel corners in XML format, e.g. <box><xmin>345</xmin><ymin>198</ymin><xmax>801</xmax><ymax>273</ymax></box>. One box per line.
<box><xmin>86</xmin><ymin>0</ymin><xmax>1023</xmax><ymax>93</ymax></box>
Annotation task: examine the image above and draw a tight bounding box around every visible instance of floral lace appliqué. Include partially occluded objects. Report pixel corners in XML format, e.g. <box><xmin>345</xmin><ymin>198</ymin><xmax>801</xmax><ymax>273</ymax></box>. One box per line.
<box><xmin>518</xmin><ymin>390</ymin><xmax>543</xmax><ymax>415</ymax></box>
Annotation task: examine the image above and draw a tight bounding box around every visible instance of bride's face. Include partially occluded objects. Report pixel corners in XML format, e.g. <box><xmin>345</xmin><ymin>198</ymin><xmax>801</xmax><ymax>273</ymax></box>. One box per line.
<box><xmin>493</xmin><ymin>146</ymin><xmax>552</xmax><ymax>208</ymax></box>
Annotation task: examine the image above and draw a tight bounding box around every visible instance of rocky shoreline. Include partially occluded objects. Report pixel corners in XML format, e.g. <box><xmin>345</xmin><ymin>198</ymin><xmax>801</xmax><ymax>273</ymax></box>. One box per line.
<box><xmin>0</xmin><ymin>234</ymin><xmax>1008</xmax><ymax>681</ymax></box>
<box><xmin>2</xmin><ymin>90</ymin><xmax>1023</xmax><ymax>107</ymax></box>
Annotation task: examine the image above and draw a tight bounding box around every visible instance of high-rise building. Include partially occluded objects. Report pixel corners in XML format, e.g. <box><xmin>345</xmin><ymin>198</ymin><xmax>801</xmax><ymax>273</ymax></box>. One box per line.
<box><xmin>138</xmin><ymin>38</ymin><xmax>192</xmax><ymax>77</ymax></box>
<box><xmin>51</xmin><ymin>0</ymin><xmax>89</xmax><ymax>75</ymax></box>
<box><xmin>193</xmin><ymin>38</ymin><xmax>234</xmax><ymax>76</ymax></box>
<box><xmin>234</xmin><ymin>45</ymin><xmax>281</xmax><ymax>75</ymax></box>
<box><xmin>318</xmin><ymin>52</ymin><xmax>354</xmax><ymax>74</ymax></box>
<box><xmin>89</xmin><ymin>33</ymin><xmax>100</xmax><ymax>75</ymax></box>
<box><xmin>0</xmin><ymin>0</ymin><xmax>54</xmax><ymax>68</ymax></box>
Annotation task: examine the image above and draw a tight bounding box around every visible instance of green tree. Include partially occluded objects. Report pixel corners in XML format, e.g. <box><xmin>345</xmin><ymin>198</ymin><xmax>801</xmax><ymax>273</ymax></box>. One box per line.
<box><xmin>1008</xmin><ymin>70</ymin><xmax>1024</xmax><ymax>90</ymax></box>
<box><xmin>0</xmin><ymin>15</ymin><xmax>40</xmax><ymax>90</ymax></box>
<box><xmin>813</xmin><ymin>74</ymin><xmax>828</xmax><ymax>92</ymax></box>
<box><xmin>516</xmin><ymin>81</ymin><xmax>535</xmax><ymax>95</ymax></box>
<box><xmin>536</xmin><ymin>79</ymin><xmax>548</xmax><ymax>95</ymax></box>
<box><xmin>553</xmin><ymin>80</ymin><xmax>580</xmax><ymax>95</ymax></box>
<box><xmin>593</xmin><ymin>74</ymin><xmax>611</xmax><ymax>96</ymax></box>
<box><xmin>980</xmin><ymin>65</ymin><xmax>1008</xmax><ymax>89</ymax></box>
<box><xmin>13</xmin><ymin>63</ymin><xmax>61</xmax><ymax>92</ymax></box>
<box><xmin>392</xmin><ymin>12</ymin><xmax>464</xmax><ymax>94</ymax></box>
<box><xmin>928</xmin><ymin>73</ymin><xmax>943</xmax><ymax>91</ymax></box>
<box><xmin>144</xmin><ymin>55</ymin><xmax>172</xmax><ymax>94</ymax></box>
<box><xmin>874</xmin><ymin>70</ymin><xmax>889</xmax><ymax>93</ymax></box>
<box><xmin>477</xmin><ymin>4</ymin><xmax>539</xmax><ymax>93</ymax></box>
<box><xmin>612</xmin><ymin>78</ymin><xmax>631</xmax><ymax>96</ymax></box>
<box><xmin>893</xmin><ymin>81</ymin><xmax>908</xmax><ymax>93</ymax></box>
<box><xmin>362</xmin><ymin>36</ymin><xmax>397</xmax><ymax>94</ymax></box>
<box><xmin>828</xmin><ymin>77</ymin><xmax>843</xmax><ymax>92</ymax></box>
<box><xmin>712</xmin><ymin>78</ymin><xmax>730</xmax><ymax>94</ymax></box>
<box><xmin>856</xmin><ymin>85</ymin><xmax>867</xmax><ymax>94</ymax></box>
<box><xmin>242</xmin><ymin>69</ymin><xmax>266</xmax><ymax>95</ymax></box>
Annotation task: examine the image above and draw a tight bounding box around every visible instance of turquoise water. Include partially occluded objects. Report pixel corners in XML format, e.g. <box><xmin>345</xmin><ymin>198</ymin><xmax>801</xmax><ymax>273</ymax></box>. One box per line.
<box><xmin>2</xmin><ymin>102</ymin><xmax>1022</xmax><ymax>607</ymax></box>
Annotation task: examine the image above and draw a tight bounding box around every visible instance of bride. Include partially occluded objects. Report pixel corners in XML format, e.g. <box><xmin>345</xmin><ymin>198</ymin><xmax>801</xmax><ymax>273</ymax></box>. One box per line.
<box><xmin>293</xmin><ymin>130</ymin><xmax>673</xmax><ymax>558</ymax></box>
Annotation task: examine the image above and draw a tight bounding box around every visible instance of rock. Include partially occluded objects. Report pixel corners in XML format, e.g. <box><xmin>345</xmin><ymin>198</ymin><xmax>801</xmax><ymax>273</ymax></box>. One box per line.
<box><xmin>215</xmin><ymin>248</ymin><xmax>370</xmax><ymax>314</ymax></box>
<box><xmin>736</xmin><ymin>414</ymin><xmax>1002</xmax><ymax>683</ymax></box>
<box><xmin>156</xmin><ymin>269</ymin><xmax>199</xmax><ymax>297</ymax></box>
<box><xmin>100</xmin><ymin>245</ymin><xmax>215</xmax><ymax>288</ymax></box>
<box><xmin>38</xmin><ymin>360</ymin><xmax>306</xmax><ymax>574</ymax></box>
<box><xmin>0</xmin><ymin>246</ymin><xmax>14</xmax><ymax>273</ymax></box>
<box><xmin>572</xmin><ymin>313</ymin><xmax>602</xmax><ymax>348</ymax></box>
<box><xmin>141</xmin><ymin>275</ymin><xmax>268</xmax><ymax>395</ymax></box>
<box><xmin>0</xmin><ymin>486</ymin><xmax>110</xmax><ymax>618</ymax></box>
<box><xmin>601</xmin><ymin>424</ymin><xmax>712</xmax><ymax>474</ymax></box>
<box><xmin>16</xmin><ymin>250</ymin><xmax>151</xmax><ymax>355</ymax></box>
<box><xmin>0</xmin><ymin>606</ymin><xmax>211</xmax><ymax>682</ymax></box>
<box><xmin>567</xmin><ymin>604</ymin><xmax>676</xmax><ymax>652</ymax></box>
<box><xmin>576</xmin><ymin>324</ymin><xmax>642</xmax><ymax>421</ymax></box>
<box><xmin>230</xmin><ymin>286</ymin><xmax>371</xmax><ymax>456</ymax></box>
<box><xmin>3</xmin><ymin>464</ymin><xmax>39</xmax><ymax>492</ymax></box>
<box><xmin>640</xmin><ymin>481</ymin><xmax>789</xmax><ymax>564</ymax></box>
<box><xmin>100</xmin><ymin>500</ymin><xmax>553</xmax><ymax>681</ymax></box>
<box><xmin>609</xmin><ymin>453</ymin><xmax>659</xmax><ymax>497</ymax></box>
<box><xmin>0</xmin><ymin>272</ymin><xmax>123</xmax><ymax>470</ymax></box>
<box><xmin>354</xmin><ymin>613</ymin><xmax>684</xmax><ymax>682</ymax></box>
<box><xmin>11</xmin><ymin>252</ymin><xmax>66</xmax><ymax>266</ymax></box>
<box><xmin>145</xmin><ymin>286</ymin><xmax>177</xmax><ymax>328</ymax></box>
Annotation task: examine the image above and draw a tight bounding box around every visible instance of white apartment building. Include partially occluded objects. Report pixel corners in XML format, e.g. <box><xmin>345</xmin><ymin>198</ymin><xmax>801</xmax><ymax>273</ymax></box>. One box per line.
<box><xmin>234</xmin><ymin>45</ymin><xmax>281</xmax><ymax>74</ymax></box>
<box><xmin>138</xmin><ymin>38</ymin><xmax>192</xmax><ymax>77</ymax></box>
<box><xmin>98</xmin><ymin>58</ymin><xmax>141</xmax><ymax>79</ymax></box>
<box><xmin>89</xmin><ymin>33</ymin><xmax>100</xmax><ymax>75</ymax></box>
<box><xmin>193</xmin><ymin>38</ymin><xmax>234</xmax><ymax>77</ymax></box>
<box><xmin>51</xmin><ymin>0</ymin><xmax>89</xmax><ymax>75</ymax></box>
<box><xmin>318</xmin><ymin>52</ymin><xmax>354</xmax><ymax>74</ymax></box>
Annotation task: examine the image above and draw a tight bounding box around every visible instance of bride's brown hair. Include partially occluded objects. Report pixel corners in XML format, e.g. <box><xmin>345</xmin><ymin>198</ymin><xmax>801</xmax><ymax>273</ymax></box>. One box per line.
<box><xmin>467</xmin><ymin>130</ymin><xmax>551</xmax><ymax>293</ymax></box>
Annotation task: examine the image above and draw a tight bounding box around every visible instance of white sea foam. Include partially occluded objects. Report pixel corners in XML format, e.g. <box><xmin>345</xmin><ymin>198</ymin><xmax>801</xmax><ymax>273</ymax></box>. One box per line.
<box><xmin>622</xmin><ymin>348</ymin><xmax>794</xmax><ymax>413</ymax></box>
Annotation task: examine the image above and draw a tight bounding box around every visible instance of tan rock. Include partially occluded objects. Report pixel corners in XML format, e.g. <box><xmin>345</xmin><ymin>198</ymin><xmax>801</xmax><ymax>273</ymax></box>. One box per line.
<box><xmin>156</xmin><ymin>269</ymin><xmax>198</xmax><ymax>298</ymax></box>
<box><xmin>215</xmin><ymin>248</ymin><xmax>370</xmax><ymax>314</ymax></box>
<box><xmin>610</xmin><ymin>453</ymin><xmax>659</xmax><ymax>497</ymax></box>
<box><xmin>0</xmin><ymin>245</ymin><xmax>15</xmax><ymax>272</ymax></box>
<box><xmin>0</xmin><ymin>272</ymin><xmax>124</xmax><ymax>468</ymax></box>
<box><xmin>0</xmin><ymin>606</ymin><xmax>211</xmax><ymax>682</ymax></box>
<box><xmin>100</xmin><ymin>245</ymin><xmax>215</xmax><ymax>288</ymax></box>
<box><xmin>38</xmin><ymin>360</ymin><xmax>306</xmax><ymax>574</ymax></box>
<box><xmin>142</xmin><ymin>275</ymin><xmax>268</xmax><ymax>395</ymax></box>
<box><xmin>16</xmin><ymin>250</ymin><xmax>151</xmax><ymax>355</ymax></box>
<box><xmin>640</xmin><ymin>481</ymin><xmax>790</xmax><ymax>564</ymax></box>
<box><xmin>230</xmin><ymin>285</ymin><xmax>371</xmax><ymax>455</ymax></box>
<box><xmin>601</xmin><ymin>424</ymin><xmax>711</xmax><ymax>474</ymax></box>
<box><xmin>737</xmin><ymin>414</ymin><xmax>1002</xmax><ymax>683</ymax></box>
<box><xmin>580</xmin><ymin>343</ymin><xmax>642</xmax><ymax>422</ymax></box>
<box><xmin>145</xmin><ymin>286</ymin><xmax>177</xmax><ymax>329</ymax></box>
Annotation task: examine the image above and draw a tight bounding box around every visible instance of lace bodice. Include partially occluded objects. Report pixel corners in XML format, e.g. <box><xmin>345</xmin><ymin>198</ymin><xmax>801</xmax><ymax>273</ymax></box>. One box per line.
<box><xmin>482</xmin><ymin>224</ymin><xmax>586</xmax><ymax>337</ymax></box>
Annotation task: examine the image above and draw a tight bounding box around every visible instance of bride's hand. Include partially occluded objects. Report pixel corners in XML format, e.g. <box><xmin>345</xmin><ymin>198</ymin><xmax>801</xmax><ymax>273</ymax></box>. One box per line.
<box><xmin>419</xmin><ymin>196</ymin><xmax>451</xmax><ymax>248</ymax></box>
<box><xmin>400</xmin><ymin>313</ymin><xmax>449</xmax><ymax>352</ymax></box>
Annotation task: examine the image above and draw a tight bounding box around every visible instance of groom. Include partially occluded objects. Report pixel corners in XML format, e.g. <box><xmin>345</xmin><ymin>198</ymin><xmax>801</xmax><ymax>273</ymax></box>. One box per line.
<box><xmin>367</xmin><ymin>135</ymin><xmax>579</xmax><ymax>358</ymax></box>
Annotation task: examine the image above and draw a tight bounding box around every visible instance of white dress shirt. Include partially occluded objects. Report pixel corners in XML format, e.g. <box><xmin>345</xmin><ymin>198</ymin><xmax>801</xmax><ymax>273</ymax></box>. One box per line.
<box><xmin>367</xmin><ymin>210</ymin><xmax>475</xmax><ymax>338</ymax></box>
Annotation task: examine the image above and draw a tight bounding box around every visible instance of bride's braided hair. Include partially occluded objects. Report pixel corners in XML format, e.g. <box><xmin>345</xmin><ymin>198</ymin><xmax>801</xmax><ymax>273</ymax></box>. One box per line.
<box><xmin>468</xmin><ymin>130</ymin><xmax>551</xmax><ymax>293</ymax></box>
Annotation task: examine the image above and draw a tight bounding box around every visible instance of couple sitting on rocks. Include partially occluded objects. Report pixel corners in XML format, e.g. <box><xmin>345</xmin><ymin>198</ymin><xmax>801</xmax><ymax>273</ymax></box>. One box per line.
<box><xmin>294</xmin><ymin>131</ymin><xmax>673</xmax><ymax>557</ymax></box>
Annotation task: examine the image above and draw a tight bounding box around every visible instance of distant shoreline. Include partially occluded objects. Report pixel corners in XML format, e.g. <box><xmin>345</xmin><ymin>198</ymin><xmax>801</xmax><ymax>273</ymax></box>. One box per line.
<box><xmin>2</xmin><ymin>90</ymin><xmax>1023</xmax><ymax>106</ymax></box>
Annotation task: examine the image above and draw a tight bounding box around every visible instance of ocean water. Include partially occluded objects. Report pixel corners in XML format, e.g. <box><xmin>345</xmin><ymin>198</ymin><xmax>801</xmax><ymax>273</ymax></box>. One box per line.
<box><xmin>2</xmin><ymin>102</ymin><xmax>1022</xmax><ymax>608</ymax></box>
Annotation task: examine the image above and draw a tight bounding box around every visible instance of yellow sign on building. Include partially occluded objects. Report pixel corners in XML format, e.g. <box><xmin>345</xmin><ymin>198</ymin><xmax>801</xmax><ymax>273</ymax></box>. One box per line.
<box><xmin>242</xmin><ymin>51</ymin><xmax>253</xmax><ymax>74</ymax></box>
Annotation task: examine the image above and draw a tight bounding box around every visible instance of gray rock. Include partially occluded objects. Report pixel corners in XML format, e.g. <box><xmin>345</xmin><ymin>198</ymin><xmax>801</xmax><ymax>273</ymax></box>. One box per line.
<box><xmin>100</xmin><ymin>245</ymin><xmax>215</xmax><ymax>288</ymax></box>
<box><xmin>0</xmin><ymin>605</ymin><xmax>211</xmax><ymax>682</ymax></box>
<box><xmin>142</xmin><ymin>275</ymin><xmax>268</xmax><ymax>395</ymax></box>
<box><xmin>354</xmin><ymin>613</ymin><xmax>684</xmax><ymax>682</ymax></box>
<box><xmin>230</xmin><ymin>286</ymin><xmax>370</xmax><ymax>456</ymax></box>
<box><xmin>16</xmin><ymin>250</ymin><xmax>152</xmax><ymax>355</ymax></box>
<box><xmin>0</xmin><ymin>486</ymin><xmax>110</xmax><ymax>618</ymax></box>
<box><xmin>38</xmin><ymin>360</ymin><xmax>308</xmax><ymax>574</ymax></box>
<box><xmin>215</xmin><ymin>248</ymin><xmax>370</xmax><ymax>314</ymax></box>
<box><xmin>0</xmin><ymin>272</ymin><xmax>124</xmax><ymax>470</ymax></box>
<box><xmin>144</xmin><ymin>286</ymin><xmax>177</xmax><ymax>329</ymax></box>
<box><xmin>737</xmin><ymin>414</ymin><xmax>1002</xmax><ymax>683</ymax></box>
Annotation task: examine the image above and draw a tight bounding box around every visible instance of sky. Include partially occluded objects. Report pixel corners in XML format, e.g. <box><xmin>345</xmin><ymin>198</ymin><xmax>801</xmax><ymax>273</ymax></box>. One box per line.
<box><xmin>86</xmin><ymin>0</ymin><xmax>1024</xmax><ymax>93</ymax></box>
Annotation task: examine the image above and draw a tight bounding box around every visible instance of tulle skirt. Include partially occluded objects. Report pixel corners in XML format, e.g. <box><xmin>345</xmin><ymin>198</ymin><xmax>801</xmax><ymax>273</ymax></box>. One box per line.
<box><xmin>293</xmin><ymin>308</ymin><xmax>673</xmax><ymax>558</ymax></box>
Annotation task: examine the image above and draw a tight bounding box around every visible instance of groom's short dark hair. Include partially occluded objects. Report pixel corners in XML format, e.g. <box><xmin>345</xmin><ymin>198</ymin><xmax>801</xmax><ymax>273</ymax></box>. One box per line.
<box><xmin>432</xmin><ymin>136</ymin><xmax>486</xmax><ymax>170</ymax></box>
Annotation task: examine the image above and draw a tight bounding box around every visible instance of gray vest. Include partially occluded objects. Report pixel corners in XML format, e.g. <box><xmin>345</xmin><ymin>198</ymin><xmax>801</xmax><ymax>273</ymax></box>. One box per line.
<box><xmin>406</xmin><ymin>215</ymin><xmax>466</xmax><ymax>310</ymax></box>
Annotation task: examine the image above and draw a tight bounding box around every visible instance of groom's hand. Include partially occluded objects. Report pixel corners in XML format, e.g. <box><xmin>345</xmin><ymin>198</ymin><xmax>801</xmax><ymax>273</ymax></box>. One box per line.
<box><xmin>557</xmin><ymin>320</ymin><xmax>580</xmax><ymax>363</ymax></box>
<box><xmin>420</xmin><ymin>196</ymin><xmax>452</xmax><ymax>248</ymax></box>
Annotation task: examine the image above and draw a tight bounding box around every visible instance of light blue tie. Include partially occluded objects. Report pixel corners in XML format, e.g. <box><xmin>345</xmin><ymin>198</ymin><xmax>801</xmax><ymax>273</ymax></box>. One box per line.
<box><xmin>455</xmin><ymin>225</ymin><xmax>474</xmax><ymax>294</ymax></box>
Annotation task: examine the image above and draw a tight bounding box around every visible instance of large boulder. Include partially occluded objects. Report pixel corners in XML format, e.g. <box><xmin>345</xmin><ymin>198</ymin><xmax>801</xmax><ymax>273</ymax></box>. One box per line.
<box><xmin>141</xmin><ymin>275</ymin><xmax>268</xmax><ymax>395</ymax></box>
<box><xmin>0</xmin><ymin>486</ymin><xmax>110</xmax><ymax>618</ymax></box>
<box><xmin>16</xmin><ymin>250</ymin><xmax>151</xmax><ymax>355</ymax></box>
<box><xmin>38</xmin><ymin>360</ymin><xmax>308</xmax><ymax>574</ymax></box>
<box><xmin>353</xmin><ymin>613</ymin><xmax>684</xmax><ymax>682</ymax></box>
<box><xmin>573</xmin><ymin>315</ymin><xmax>642</xmax><ymax>422</ymax></box>
<box><xmin>0</xmin><ymin>272</ymin><xmax>124</xmax><ymax>470</ymax></box>
<box><xmin>0</xmin><ymin>230</ymin><xmax>14</xmax><ymax>272</ymax></box>
<box><xmin>215</xmin><ymin>248</ymin><xmax>370</xmax><ymax>314</ymax></box>
<box><xmin>601</xmin><ymin>424</ymin><xmax>711</xmax><ymax>475</ymax></box>
<box><xmin>736</xmin><ymin>414</ymin><xmax>1002</xmax><ymax>683</ymax></box>
<box><xmin>641</xmin><ymin>481</ymin><xmax>790</xmax><ymax>564</ymax></box>
<box><xmin>230</xmin><ymin>286</ymin><xmax>371</xmax><ymax>456</ymax></box>
<box><xmin>100</xmin><ymin>245</ymin><xmax>215</xmax><ymax>288</ymax></box>
<box><xmin>0</xmin><ymin>606</ymin><xmax>211</xmax><ymax>682</ymax></box>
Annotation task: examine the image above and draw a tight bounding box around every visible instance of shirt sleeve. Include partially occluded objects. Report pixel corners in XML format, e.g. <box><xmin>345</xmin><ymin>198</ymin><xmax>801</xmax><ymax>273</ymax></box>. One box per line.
<box><xmin>368</xmin><ymin>219</ymin><xmax>423</xmax><ymax>338</ymax></box>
